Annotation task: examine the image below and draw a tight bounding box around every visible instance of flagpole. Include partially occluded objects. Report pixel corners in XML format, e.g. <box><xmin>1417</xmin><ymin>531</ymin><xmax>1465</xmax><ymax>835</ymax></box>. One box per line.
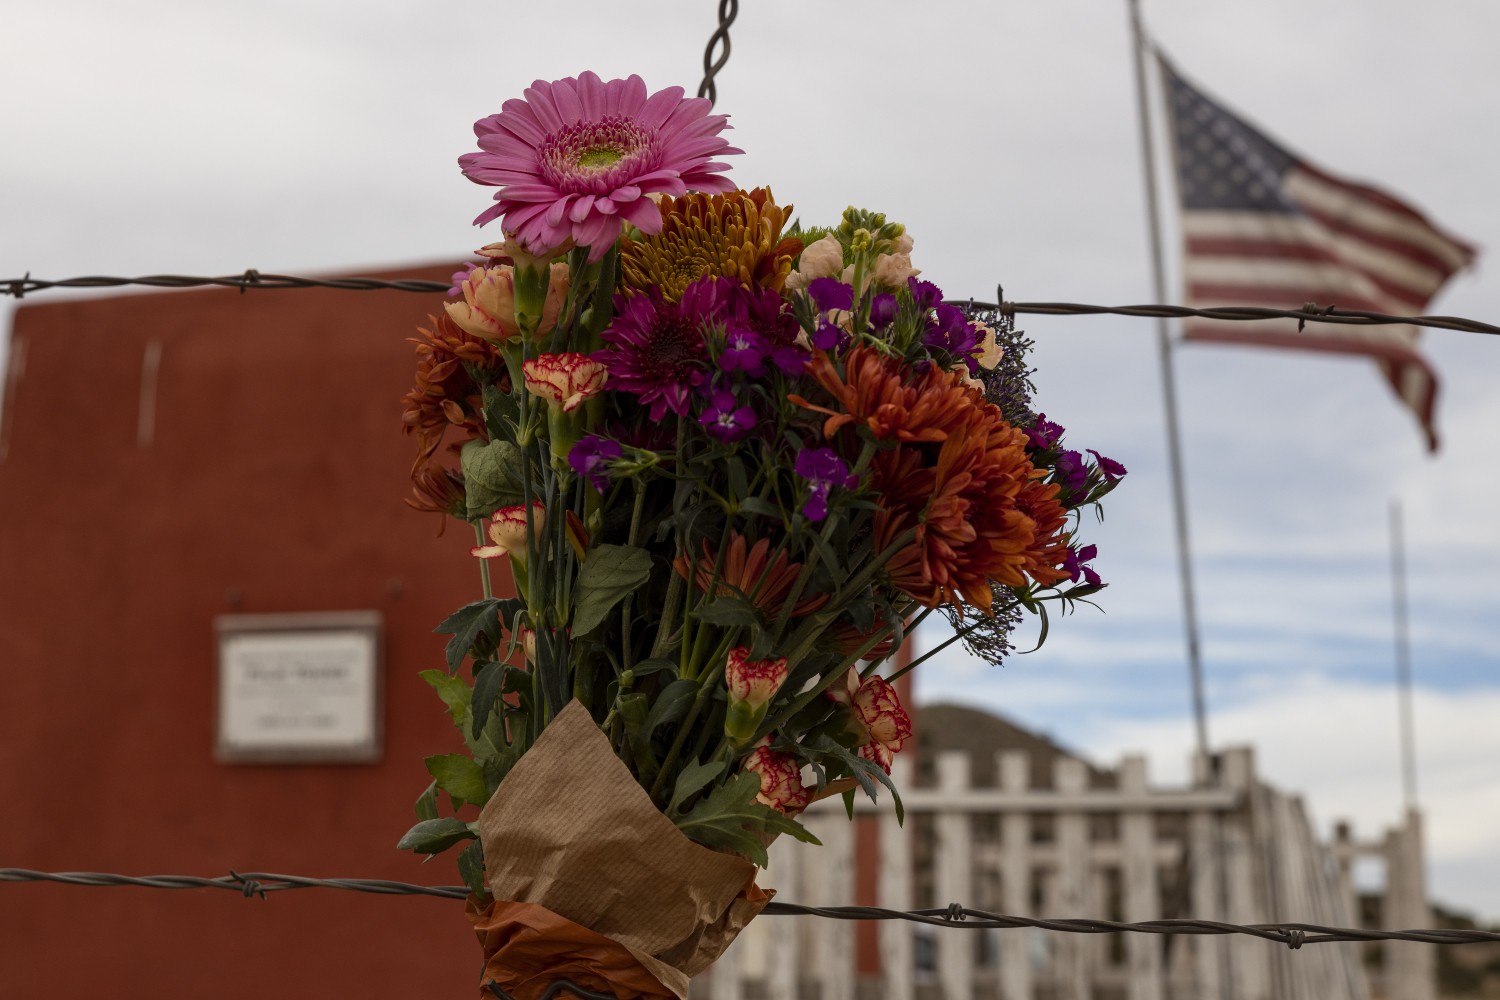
<box><xmin>1128</xmin><ymin>0</ymin><xmax>1210</xmax><ymax>757</ymax></box>
<box><xmin>1390</xmin><ymin>500</ymin><xmax>1419</xmax><ymax>810</ymax></box>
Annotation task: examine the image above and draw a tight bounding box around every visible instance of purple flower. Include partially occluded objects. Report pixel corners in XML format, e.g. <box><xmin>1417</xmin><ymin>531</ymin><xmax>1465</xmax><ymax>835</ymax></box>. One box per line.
<box><xmin>771</xmin><ymin>345</ymin><xmax>811</xmax><ymax>377</ymax></box>
<box><xmin>1024</xmin><ymin>413</ymin><xmax>1066</xmax><ymax>452</ymax></box>
<box><xmin>719</xmin><ymin>323</ymin><xmax>768</xmax><ymax>376</ymax></box>
<box><xmin>923</xmin><ymin>302</ymin><xmax>979</xmax><ymax>370</ymax></box>
<box><xmin>907</xmin><ymin>277</ymin><xmax>944</xmax><ymax>312</ymax></box>
<box><xmin>807</xmin><ymin>278</ymin><xmax>854</xmax><ymax>313</ymax></box>
<box><xmin>811</xmin><ymin>319</ymin><xmax>848</xmax><ymax>352</ymax></box>
<box><xmin>595</xmin><ymin>278</ymin><xmax>722</xmax><ymax>421</ymax></box>
<box><xmin>1062</xmin><ymin>544</ymin><xmax>1102</xmax><ymax>587</ymax></box>
<box><xmin>869</xmin><ymin>293</ymin><xmax>898</xmax><ymax>328</ymax></box>
<box><xmin>699</xmin><ymin>390</ymin><xmax>758</xmax><ymax>443</ymax></box>
<box><xmin>1088</xmin><ymin>449</ymin><xmax>1128</xmax><ymax>482</ymax></box>
<box><xmin>1054</xmin><ymin>449</ymin><xmax>1089</xmax><ymax>498</ymax></box>
<box><xmin>569</xmin><ymin>436</ymin><xmax>623</xmax><ymax>493</ymax></box>
<box><xmin>722</xmin><ymin>281</ymin><xmax>802</xmax><ymax>350</ymax></box>
<box><xmin>447</xmin><ymin>262</ymin><xmax>478</xmax><ymax>297</ymax></box>
<box><xmin>794</xmin><ymin>446</ymin><xmax>858</xmax><ymax>522</ymax></box>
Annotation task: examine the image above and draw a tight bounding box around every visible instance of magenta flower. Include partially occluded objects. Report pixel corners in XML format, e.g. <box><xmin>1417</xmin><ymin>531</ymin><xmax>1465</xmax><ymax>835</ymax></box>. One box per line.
<box><xmin>718</xmin><ymin>324</ymin><xmax>768</xmax><ymax>376</ymax></box>
<box><xmin>807</xmin><ymin>278</ymin><xmax>854</xmax><ymax>313</ymax></box>
<box><xmin>794</xmin><ymin>446</ymin><xmax>858</xmax><ymax>522</ymax></box>
<box><xmin>1063</xmin><ymin>543</ymin><xmax>1102</xmax><ymax>587</ymax></box>
<box><xmin>1024</xmin><ymin>413</ymin><xmax>1066</xmax><ymax>452</ymax></box>
<box><xmin>569</xmin><ymin>435</ymin><xmax>622</xmax><ymax>493</ymax></box>
<box><xmin>1088</xmin><ymin>449</ymin><xmax>1128</xmax><ymax>482</ymax></box>
<box><xmin>595</xmin><ymin>279</ymin><xmax>723</xmax><ymax>421</ymax></box>
<box><xmin>699</xmin><ymin>390</ymin><xmax>758</xmax><ymax>443</ymax></box>
<box><xmin>459</xmin><ymin>72</ymin><xmax>742</xmax><ymax>258</ymax></box>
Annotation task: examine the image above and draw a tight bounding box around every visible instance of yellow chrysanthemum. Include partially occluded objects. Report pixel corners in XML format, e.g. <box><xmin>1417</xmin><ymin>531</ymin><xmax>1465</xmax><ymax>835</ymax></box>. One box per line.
<box><xmin>619</xmin><ymin>187</ymin><xmax>803</xmax><ymax>302</ymax></box>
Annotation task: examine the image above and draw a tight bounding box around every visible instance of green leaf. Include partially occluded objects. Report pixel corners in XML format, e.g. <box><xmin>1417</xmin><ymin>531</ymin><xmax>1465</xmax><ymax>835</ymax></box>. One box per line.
<box><xmin>420</xmin><ymin>668</ymin><xmax>471</xmax><ymax>731</ymax></box>
<box><xmin>435</xmin><ymin>599</ymin><xmax>504</xmax><ymax>674</ymax></box>
<box><xmin>630</xmin><ymin>657</ymin><xmax>679</xmax><ymax>679</ymax></box>
<box><xmin>481</xmin><ymin>383</ymin><xmax>519</xmax><ymax>442</ymax></box>
<box><xmin>425</xmin><ymin>753</ymin><xmax>488</xmax><ymax>807</ymax></box>
<box><xmin>461</xmin><ymin>438</ymin><xmax>527</xmax><ymax>519</ymax></box>
<box><xmin>470</xmin><ymin>662</ymin><xmax>506</xmax><ymax>741</ymax></box>
<box><xmin>571</xmin><ymin>544</ymin><xmax>653</xmax><ymax>637</ymax></box>
<box><xmin>799</xmin><ymin>735</ymin><xmax>905</xmax><ymax>823</ymax></box>
<box><xmin>457</xmin><ymin>839</ymin><xmax>488</xmax><ymax>899</ymax></box>
<box><xmin>480</xmin><ymin>744</ymin><xmax>521</xmax><ymax>798</ymax></box>
<box><xmin>690</xmin><ymin>594</ymin><xmax>762</xmax><ymax>629</ymax></box>
<box><xmin>725</xmin><ymin>456</ymin><xmax>749</xmax><ymax>500</ymax></box>
<box><xmin>1020</xmin><ymin>601</ymin><xmax>1051</xmax><ymax>655</ymax></box>
<box><xmin>806</xmin><ymin>531</ymin><xmax>847</xmax><ymax>585</ymax></box>
<box><xmin>644</xmin><ymin>679</ymin><xmax>698</xmax><ymax>738</ymax></box>
<box><xmin>420</xmin><ymin>669</ymin><xmax>472</xmax><ymax>729</ymax></box>
<box><xmin>616</xmin><ymin>692</ymin><xmax>654</xmax><ymax>778</ymax></box>
<box><xmin>413</xmin><ymin>780</ymin><xmax>439</xmax><ymax>821</ymax></box>
<box><xmin>396</xmin><ymin>817</ymin><xmax>475</xmax><ymax>855</ymax></box>
<box><xmin>668</xmin><ymin>758</ymin><xmax>726</xmax><ymax>816</ymax></box>
<box><xmin>736</xmin><ymin>496</ymin><xmax>785</xmax><ymax>520</ymax></box>
<box><xmin>674</xmin><ymin>771</ymin><xmax>820</xmax><ymax>867</ymax></box>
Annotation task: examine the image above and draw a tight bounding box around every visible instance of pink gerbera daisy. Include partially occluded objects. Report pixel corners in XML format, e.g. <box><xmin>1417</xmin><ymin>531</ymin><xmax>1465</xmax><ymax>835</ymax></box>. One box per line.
<box><xmin>459</xmin><ymin>72</ymin><xmax>742</xmax><ymax>259</ymax></box>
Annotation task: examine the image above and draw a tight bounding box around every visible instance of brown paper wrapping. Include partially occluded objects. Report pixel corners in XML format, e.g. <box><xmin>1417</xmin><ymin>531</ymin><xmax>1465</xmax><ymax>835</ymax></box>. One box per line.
<box><xmin>474</xmin><ymin>700</ymin><xmax>771</xmax><ymax>999</ymax></box>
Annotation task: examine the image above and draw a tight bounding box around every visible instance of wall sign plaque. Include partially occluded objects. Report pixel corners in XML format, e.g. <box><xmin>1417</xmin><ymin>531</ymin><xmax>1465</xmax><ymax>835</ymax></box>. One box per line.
<box><xmin>215</xmin><ymin>611</ymin><xmax>383</xmax><ymax>763</ymax></box>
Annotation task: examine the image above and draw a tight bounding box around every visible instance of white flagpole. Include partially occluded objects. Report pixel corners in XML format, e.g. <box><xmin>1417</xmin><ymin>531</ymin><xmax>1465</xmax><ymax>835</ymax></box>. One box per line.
<box><xmin>1390</xmin><ymin>500</ymin><xmax>1419</xmax><ymax>810</ymax></box>
<box><xmin>1128</xmin><ymin>0</ymin><xmax>1210</xmax><ymax>757</ymax></box>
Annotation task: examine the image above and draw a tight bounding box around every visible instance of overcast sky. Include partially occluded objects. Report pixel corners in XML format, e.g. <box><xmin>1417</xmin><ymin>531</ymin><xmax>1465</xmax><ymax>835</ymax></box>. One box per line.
<box><xmin>3</xmin><ymin>0</ymin><xmax>1498</xmax><ymax>921</ymax></box>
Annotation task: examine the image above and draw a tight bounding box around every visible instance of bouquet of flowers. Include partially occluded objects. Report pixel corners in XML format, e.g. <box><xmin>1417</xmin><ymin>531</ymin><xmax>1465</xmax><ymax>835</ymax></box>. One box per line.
<box><xmin>399</xmin><ymin>71</ymin><xmax>1124</xmax><ymax>999</ymax></box>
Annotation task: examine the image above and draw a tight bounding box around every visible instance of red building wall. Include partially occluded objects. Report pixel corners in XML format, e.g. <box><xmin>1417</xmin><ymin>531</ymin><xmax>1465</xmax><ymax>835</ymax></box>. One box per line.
<box><xmin>0</xmin><ymin>268</ymin><xmax>489</xmax><ymax>997</ymax></box>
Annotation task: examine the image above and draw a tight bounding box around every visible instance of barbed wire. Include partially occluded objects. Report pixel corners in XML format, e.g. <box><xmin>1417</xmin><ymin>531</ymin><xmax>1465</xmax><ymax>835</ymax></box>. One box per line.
<box><xmin>4</xmin><ymin>271</ymin><xmax>1496</xmax><ymax>337</ymax></box>
<box><xmin>696</xmin><ymin>0</ymin><xmax>738</xmax><ymax>106</ymax></box>
<box><xmin>4</xmin><ymin>869</ymin><xmax>1497</xmax><ymax>949</ymax></box>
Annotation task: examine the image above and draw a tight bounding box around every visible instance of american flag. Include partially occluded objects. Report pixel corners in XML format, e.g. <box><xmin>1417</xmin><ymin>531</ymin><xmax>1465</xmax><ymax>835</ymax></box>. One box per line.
<box><xmin>1159</xmin><ymin>54</ymin><xmax>1476</xmax><ymax>451</ymax></box>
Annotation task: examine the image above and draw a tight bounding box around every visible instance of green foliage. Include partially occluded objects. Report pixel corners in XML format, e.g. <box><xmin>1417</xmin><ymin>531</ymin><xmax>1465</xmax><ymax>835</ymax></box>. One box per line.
<box><xmin>397</xmin><ymin>817</ymin><xmax>476</xmax><ymax>855</ymax></box>
<box><xmin>571</xmin><ymin>544</ymin><xmax>652</xmax><ymax>636</ymax></box>
<box><xmin>795</xmin><ymin>735</ymin><xmax>905</xmax><ymax>825</ymax></box>
<box><xmin>469</xmin><ymin>662</ymin><xmax>506</xmax><ymax>740</ymax></box>
<box><xmin>425</xmin><ymin>753</ymin><xmax>488</xmax><ymax>808</ymax></box>
<box><xmin>420</xmin><ymin>668</ymin><xmax>472</xmax><ymax>727</ymax></box>
<box><xmin>689</xmin><ymin>594</ymin><xmax>762</xmax><ymax>629</ymax></box>
<box><xmin>413</xmin><ymin>780</ymin><xmax>439</xmax><ymax>821</ymax></box>
<box><xmin>673</xmin><ymin>771</ymin><xmax>820</xmax><ymax>867</ymax></box>
<box><xmin>434</xmin><ymin>599</ymin><xmax>504</xmax><ymax>674</ymax></box>
<box><xmin>461</xmin><ymin>438</ymin><xmax>527</xmax><ymax>518</ymax></box>
<box><xmin>457</xmin><ymin>840</ymin><xmax>488</xmax><ymax>899</ymax></box>
<box><xmin>667</xmin><ymin>759</ymin><xmax>726</xmax><ymax>817</ymax></box>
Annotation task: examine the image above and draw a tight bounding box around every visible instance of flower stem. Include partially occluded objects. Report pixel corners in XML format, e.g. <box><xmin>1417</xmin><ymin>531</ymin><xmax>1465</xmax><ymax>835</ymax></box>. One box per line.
<box><xmin>473</xmin><ymin>522</ymin><xmax>493</xmax><ymax>600</ymax></box>
<box><xmin>649</xmin><ymin>631</ymin><xmax>736</xmax><ymax>806</ymax></box>
<box><xmin>618</xmin><ymin>480</ymin><xmax>648</xmax><ymax>673</ymax></box>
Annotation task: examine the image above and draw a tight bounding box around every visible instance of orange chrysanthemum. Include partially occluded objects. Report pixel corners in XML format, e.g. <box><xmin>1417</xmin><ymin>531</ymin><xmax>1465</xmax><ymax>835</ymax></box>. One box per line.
<box><xmin>619</xmin><ymin>188</ymin><xmax>803</xmax><ymax>302</ymax></box>
<box><xmin>400</xmin><ymin>311</ymin><xmax>506</xmax><ymax>472</ymax></box>
<box><xmin>672</xmin><ymin>531</ymin><xmax>829</xmax><ymax>617</ymax></box>
<box><xmin>874</xmin><ymin>419</ymin><xmax>1037</xmax><ymax>613</ymax></box>
<box><xmin>406</xmin><ymin>463</ymin><xmax>467</xmax><ymax>534</ymax></box>
<box><xmin>790</xmin><ymin>356</ymin><xmax>1043</xmax><ymax>614</ymax></box>
<box><xmin>1013</xmin><ymin>475</ymin><xmax>1073</xmax><ymax>588</ymax></box>
<box><xmin>791</xmin><ymin>346</ymin><xmax>975</xmax><ymax>443</ymax></box>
